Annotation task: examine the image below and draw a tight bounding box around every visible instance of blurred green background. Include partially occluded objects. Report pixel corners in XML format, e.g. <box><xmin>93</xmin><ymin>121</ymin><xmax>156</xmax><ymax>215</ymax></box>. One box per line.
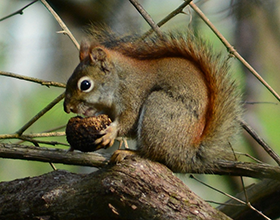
<box><xmin>0</xmin><ymin>0</ymin><xmax>280</xmax><ymax>206</ymax></box>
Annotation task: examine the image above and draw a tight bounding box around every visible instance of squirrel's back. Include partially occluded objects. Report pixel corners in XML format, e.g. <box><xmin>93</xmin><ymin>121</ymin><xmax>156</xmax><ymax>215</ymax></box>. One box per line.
<box><xmin>81</xmin><ymin>28</ymin><xmax>242</xmax><ymax>172</ymax></box>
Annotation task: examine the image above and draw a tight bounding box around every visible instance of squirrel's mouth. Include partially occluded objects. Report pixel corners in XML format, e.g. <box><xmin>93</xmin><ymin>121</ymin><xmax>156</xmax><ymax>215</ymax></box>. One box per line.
<box><xmin>81</xmin><ymin>106</ymin><xmax>106</xmax><ymax>118</ymax></box>
<box><xmin>76</xmin><ymin>102</ymin><xmax>113</xmax><ymax>120</ymax></box>
<box><xmin>82</xmin><ymin>108</ymin><xmax>97</xmax><ymax>117</ymax></box>
<box><xmin>72</xmin><ymin>103</ymin><xmax>98</xmax><ymax>117</ymax></box>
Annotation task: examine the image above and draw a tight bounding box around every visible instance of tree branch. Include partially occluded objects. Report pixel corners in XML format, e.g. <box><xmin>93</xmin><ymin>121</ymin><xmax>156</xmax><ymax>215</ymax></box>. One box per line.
<box><xmin>218</xmin><ymin>179</ymin><xmax>280</xmax><ymax>220</ymax></box>
<box><xmin>141</xmin><ymin>0</ymin><xmax>192</xmax><ymax>39</ymax></box>
<box><xmin>0</xmin><ymin>157</ymin><xmax>231</xmax><ymax>220</ymax></box>
<box><xmin>0</xmin><ymin>71</ymin><xmax>65</xmax><ymax>88</ymax></box>
<box><xmin>1</xmin><ymin>143</ymin><xmax>280</xmax><ymax>180</ymax></box>
<box><xmin>210</xmin><ymin>160</ymin><xmax>280</xmax><ymax>180</ymax></box>
<box><xmin>16</xmin><ymin>92</ymin><xmax>65</xmax><ymax>135</ymax></box>
<box><xmin>0</xmin><ymin>0</ymin><xmax>38</xmax><ymax>22</ymax></box>
<box><xmin>40</xmin><ymin>0</ymin><xmax>79</xmax><ymax>49</ymax></box>
<box><xmin>189</xmin><ymin>1</ymin><xmax>280</xmax><ymax>102</ymax></box>
<box><xmin>241</xmin><ymin>120</ymin><xmax>280</xmax><ymax>165</ymax></box>
<box><xmin>129</xmin><ymin>0</ymin><xmax>163</xmax><ymax>37</ymax></box>
<box><xmin>0</xmin><ymin>143</ymin><xmax>109</xmax><ymax>168</ymax></box>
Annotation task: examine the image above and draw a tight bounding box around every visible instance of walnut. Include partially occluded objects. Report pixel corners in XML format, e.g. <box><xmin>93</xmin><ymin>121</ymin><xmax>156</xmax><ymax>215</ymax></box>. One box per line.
<box><xmin>66</xmin><ymin>114</ymin><xmax>111</xmax><ymax>152</ymax></box>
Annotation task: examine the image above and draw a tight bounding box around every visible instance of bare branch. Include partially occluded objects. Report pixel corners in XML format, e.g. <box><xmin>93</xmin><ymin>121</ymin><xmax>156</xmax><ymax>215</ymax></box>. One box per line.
<box><xmin>190</xmin><ymin>175</ymin><xmax>246</xmax><ymax>205</ymax></box>
<box><xmin>191</xmin><ymin>175</ymin><xmax>271</xmax><ymax>220</ymax></box>
<box><xmin>219</xmin><ymin>179</ymin><xmax>280</xmax><ymax>220</ymax></box>
<box><xmin>241</xmin><ymin>120</ymin><xmax>280</xmax><ymax>166</ymax></box>
<box><xmin>8</xmin><ymin>131</ymin><xmax>65</xmax><ymax>138</ymax></box>
<box><xmin>129</xmin><ymin>0</ymin><xmax>163</xmax><ymax>37</ymax></box>
<box><xmin>40</xmin><ymin>0</ymin><xmax>79</xmax><ymax>49</ymax></box>
<box><xmin>1</xmin><ymin>143</ymin><xmax>280</xmax><ymax>180</ymax></box>
<box><xmin>0</xmin><ymin>143</ymin><xmax>109</xmax><ymax>168</ymax></box>
<box><xmin>0</xmin><ymin>0</ymin><xmax>38</xmax><ymax>22</ymax></box>
<box><xmin>141</xmin><ymin>0</ymin><xmax>192</xmax><ymax>39</ymax></box>
<box><xmin>0</xmin><ymin>132</ymin><xmax>67</xmax><ymax>146</ymax></box>
<box><xmin>16</xmin><ymin>92</ymin><xmax>65</xmax><ymax>135</ymax></box>
<box><xmin>0</xmin><ymin>71</ymin><xmax>65</xmax><ymax>88</ymax></box>
<box><xmin>210</xmin><ymin>160</ymin><xmax>280</xmax><ymax>180</ymax></box>
<box><xmin>189</xmin><ymin>2</ymin><xmax>280</xmax><ymax>102</ymax></box>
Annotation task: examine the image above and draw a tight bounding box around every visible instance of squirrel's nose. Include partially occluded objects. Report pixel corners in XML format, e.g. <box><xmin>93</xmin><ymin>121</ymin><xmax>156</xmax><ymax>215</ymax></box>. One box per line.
<box><xmin>64</xmin><ymin>92</ymin><xmax>76</xmax><ymax>114</ymax></box>
<box><xmin>64</xmin><ymin>96</ymin><xmax>74</xmax><ymax>114</ymax></box>
<box><xmin>64</xmin><ymin>102</ymin><xmax>72</xmax><ymax>114</ymax></box>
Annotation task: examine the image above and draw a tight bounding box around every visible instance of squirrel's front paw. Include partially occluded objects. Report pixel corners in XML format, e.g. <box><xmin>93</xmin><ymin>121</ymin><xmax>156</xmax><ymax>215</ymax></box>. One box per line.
<box><xmin>110</xmin><ymin>149</ymin><xmax>138</xmax><ymax>164</ymax></box>
<box><xmin>94</xmin><ymin>122</ymin><xmax>118</xmax><ymax>149</ymax></box>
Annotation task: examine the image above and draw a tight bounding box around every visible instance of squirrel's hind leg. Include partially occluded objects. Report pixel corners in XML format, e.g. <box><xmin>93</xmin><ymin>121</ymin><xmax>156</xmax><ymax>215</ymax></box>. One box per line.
<box><xmin>136</xmin><ymin>91</ymin><xmax>202</xmax><ymax>173</ymax></box>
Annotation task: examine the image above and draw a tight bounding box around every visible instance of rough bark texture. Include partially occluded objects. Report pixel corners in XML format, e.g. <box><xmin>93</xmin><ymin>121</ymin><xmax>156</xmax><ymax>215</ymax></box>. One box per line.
<box><xmin>0</xmin><ymin>156</ymin><xmax>231</xmax><ymax>220</ymax></box>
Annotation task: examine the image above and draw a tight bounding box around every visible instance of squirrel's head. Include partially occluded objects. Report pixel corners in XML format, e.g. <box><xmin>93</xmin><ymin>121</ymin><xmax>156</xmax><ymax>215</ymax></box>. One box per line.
<box><xmin>64</xmin><ymin>41</ymin><xmax>118</xmax><ymax>119</ymax></box>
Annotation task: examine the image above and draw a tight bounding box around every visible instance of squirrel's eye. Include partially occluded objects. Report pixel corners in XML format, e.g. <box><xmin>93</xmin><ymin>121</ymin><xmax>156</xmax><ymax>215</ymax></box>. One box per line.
<box><xmin>77</xmin><ymin>76</ymin><xmax>94</xmax><ymax>92</ymax></box>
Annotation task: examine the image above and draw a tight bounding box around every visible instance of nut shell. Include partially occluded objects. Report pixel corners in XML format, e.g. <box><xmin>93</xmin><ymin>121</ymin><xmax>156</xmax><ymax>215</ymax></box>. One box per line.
<box><xmin>66</xmin><ymin>114</ymin><xmax>111</xmax><ymax>152</ymax></box>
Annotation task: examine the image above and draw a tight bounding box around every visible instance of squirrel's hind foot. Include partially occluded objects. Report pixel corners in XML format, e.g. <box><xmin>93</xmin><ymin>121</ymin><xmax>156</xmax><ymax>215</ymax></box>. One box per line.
<box><xmin>110</xmin><ymin>149</ymin><xmax>138</xmax><ymax>164</ymax></box>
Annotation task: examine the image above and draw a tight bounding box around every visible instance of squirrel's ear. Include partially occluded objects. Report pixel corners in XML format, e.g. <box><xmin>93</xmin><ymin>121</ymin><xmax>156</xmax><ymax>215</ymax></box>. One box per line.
<box><xmin>89</xmin><ymin>47</ymin><xmax>110</xmax><ymax>72</ymax></box>
<box><xmin>89</xmin><ymin>47</ymin><xmax>107</xmax><ymax>63</ymax></box>
<box><xmin>79</xmin><ymin>40</ymin><xmax>90</xmax><ymax>61</ymax></box>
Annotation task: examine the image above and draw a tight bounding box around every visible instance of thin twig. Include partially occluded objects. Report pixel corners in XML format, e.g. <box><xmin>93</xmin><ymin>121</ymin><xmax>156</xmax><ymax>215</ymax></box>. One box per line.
<box><xmin>245</xmin><ymin>101</ymin><xmax>278</xmax><ymax>105</ymax></box>
<box><xmin>244</xmin><ymin>153</ymin><xmax>263</xmax><ymax>163</ymax></box>
<box><xmin>16</xmin><ymin>92</ymin><xmax>65</xmax><ymax>135</ymax></box>
<box><xmin>0</xmin><ymin>132</ymin><xmax>65</xmax><ymax>139</ymax></box>
<box><xmin>0</xmin><ymin>71</ymin><xmax>65</xmax><ymax>88</ymax></box>
<box><xmin>190</xmin><ymin>175</ymin><xmax>246</xmax><ymax>205</ymax></box>
<box><xmin>49</xmin><ymin>162</ymin><xmax>57</xmax><ymax>170</ymax></box>
<box><xmin>233</xmin><ymin>141</ymin><xmax>266</xmax><ymax>219</ymax></box>
<box><xmin>141</xmin><ymin>0</ymin><xmax>192</xmax><ymax>39</ymax></box>
<box><xmin>235</xmin><ymin>139</ymin><xmax>269</xmax><ymax>219</ymax></box>
<box><xmin>246</xmin><ymin>202</ymin><xmax>271</xmax><ymax>220</ymax></box>
<box><xmin>40</xmin><ymin>0</ymin><xmax>80</xmax><ymax>49</ymax></box>
<box><xmin>0</xmin><ymin>0</ymin><xmax>38</xmax><ymax>22</ymax></box>
<box><xmin>239</xmin><ymin>176</ymin><xmax>250</xmax><ymax>213</ymax></box>
<box><xmin>129</xmin><ymin>0</ymin><xmax>163</xmax><ymax>38</ymax></box>
<box><xmin>34</xmin><ymin>141</ymin><xmax>57</xmax><ymax>171</ymax></box>
<box><xmin>18</xmin><ymin>137</ymin><xmax>68</xmax><ymax>147</ymax></box>
<box><xmin>241</xmin><ymin>120</ymin><xmax>280</xmax><ymax>166</ymax></box>
<box><xmin>43</xmin><ymin>125</ymin><xmax>66</xmax><ymax>133</ymax></box>
<box><xmin>156</xmin><ymin>0</ymin><xmax>192</xmax><ymax>27</ymax></box>
<box><xmin>24</xmin><ymin>131</ymin><xmax>65</xmax><ymax>138</ymax></box>
<box><xmin>11</xmin><ymin>124</ymin><xmax>67</xmax><ymax>146</ymax></box>
<box><xmin>189</xmin><ymin>2</ymin><xmax>280</xmax><ymax>103</ymax></box>
<box><xmin>191</xmin><ymin>175</ymin><xmax>271</xmax><ymax>220</ymax></box>
<box><xmin>206</xmin><ymin>200</ymin><xmax>244</xmax><ymax>207</ymax></box>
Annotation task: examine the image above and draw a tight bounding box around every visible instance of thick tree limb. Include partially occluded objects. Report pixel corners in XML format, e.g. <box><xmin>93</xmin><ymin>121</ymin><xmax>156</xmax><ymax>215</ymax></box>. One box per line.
<box><xmin>0</xmin><ymin>157</ymin><xmax>231</xmax><ymax>220</ymax></box>
<box><xmin>1</xmin><ymin>143</ymin><xmax>280</xmax><ymax>180</ymax></box>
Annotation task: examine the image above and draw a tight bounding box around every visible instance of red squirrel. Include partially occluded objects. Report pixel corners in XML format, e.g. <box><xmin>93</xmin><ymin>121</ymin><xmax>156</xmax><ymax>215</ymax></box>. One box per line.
<box><xmin>64</xmin><ymin>28</ymin><xmax>242</xmax><ymax>173</ymax></box>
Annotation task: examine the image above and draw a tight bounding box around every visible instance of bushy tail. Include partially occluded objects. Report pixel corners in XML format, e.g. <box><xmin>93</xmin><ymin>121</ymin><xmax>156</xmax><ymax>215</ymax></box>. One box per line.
<box><xmin>189</xmin><ymin>37</ymin><xmax>242</xmax><ymax>166</ymax></box>
<box><xmin>164</xmin><ymin>33</ymin><xmax>242</xmax><ymax>169</ymax></box>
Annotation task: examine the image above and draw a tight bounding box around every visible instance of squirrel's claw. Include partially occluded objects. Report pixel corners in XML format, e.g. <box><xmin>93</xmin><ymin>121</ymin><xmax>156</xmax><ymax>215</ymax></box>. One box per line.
<box><xmin>94</xmin><ymin>122</ymin><xmax>118</xmax><ymax>149</ymax></box>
